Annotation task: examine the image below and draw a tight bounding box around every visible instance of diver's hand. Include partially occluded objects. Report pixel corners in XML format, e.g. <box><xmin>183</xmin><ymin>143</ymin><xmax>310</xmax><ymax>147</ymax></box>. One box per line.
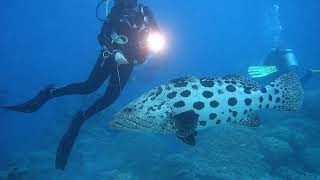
<box><xmin>115</xmin><ymin>52</ymin><xmax>129</xmax><ymax>64</ymax></box>
<box><xmin>312</xmin><ymin>69</ymin><xmax>320</xmax><ymax>74</ymax></box>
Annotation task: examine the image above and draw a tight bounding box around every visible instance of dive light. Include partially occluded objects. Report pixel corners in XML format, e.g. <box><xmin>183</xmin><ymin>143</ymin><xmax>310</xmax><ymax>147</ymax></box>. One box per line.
<box><xmin>146</xmin><ymin>32</ymin><xmax>166</xmax><ymax>53</ymax></box>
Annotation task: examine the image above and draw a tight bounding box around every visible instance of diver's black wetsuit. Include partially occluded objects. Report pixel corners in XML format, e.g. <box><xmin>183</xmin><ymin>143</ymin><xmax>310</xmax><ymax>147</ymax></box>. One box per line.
<box><xmin>53</xmin><ymin>54</ymin><xmax>133</xmax><ymax>119</ymax></box>
<box><xmin>261</xmin><ymin>48</ymin><xmax>313</xmax><ymax>85</ymax></box>
<box><xmin>1</xmin><ymin>2</ymin><xmax>158</xmax><ymax>170</ymax></box>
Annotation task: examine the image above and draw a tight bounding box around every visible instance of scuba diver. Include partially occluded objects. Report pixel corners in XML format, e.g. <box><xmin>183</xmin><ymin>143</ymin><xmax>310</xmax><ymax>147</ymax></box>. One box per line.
<box><xmin>1</xmin><ymin>0</ymin><xmax>161</xmax><ymax>170</ymax></box>
<box><xmin>248</xmin><ymin>46</ymin><xmax>320</xmax><ymax>84</ymax></box>
<box><xmin>250</xmin><ymin>4</ymin><xmax>319</xmax><ymax>83</ymax></box>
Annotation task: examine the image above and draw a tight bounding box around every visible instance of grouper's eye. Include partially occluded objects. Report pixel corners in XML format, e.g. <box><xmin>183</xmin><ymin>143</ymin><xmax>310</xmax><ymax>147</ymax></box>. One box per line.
<box><xmin>124</xmin><ymin>107</ymin><xmax>133</xmax><ymax>113</ymax></box>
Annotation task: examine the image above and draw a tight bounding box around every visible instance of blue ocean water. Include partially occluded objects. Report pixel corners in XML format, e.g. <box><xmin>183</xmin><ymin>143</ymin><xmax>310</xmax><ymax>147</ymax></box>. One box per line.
<box><xmin>0</xmin><ymin>0</ymin><xmax>319</xmax><ymax>179</ymax></box>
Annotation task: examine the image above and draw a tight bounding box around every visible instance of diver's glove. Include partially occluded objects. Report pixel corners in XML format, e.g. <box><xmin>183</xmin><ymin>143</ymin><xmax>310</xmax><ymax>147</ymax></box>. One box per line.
<box><xmin>115</xmin><ymin>51</ymin><xmax>129</xmax><ymax>64</ymax></box>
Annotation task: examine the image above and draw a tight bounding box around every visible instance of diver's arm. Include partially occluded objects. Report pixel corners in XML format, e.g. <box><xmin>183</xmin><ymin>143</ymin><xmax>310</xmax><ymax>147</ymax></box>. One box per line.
<box><xmin>98</xmin><ymin>6</ymin><xmax>120</xmax><ymax>46</ymax></box>
<box><xmin>312</xmin><ymin>69</ymin><xmax>320</xmax><ymax>73</ymax></box>
<box><xmin>143</xmin><ymin>6</ymin><xmax>159</xmax><ymax>32</ymax></box>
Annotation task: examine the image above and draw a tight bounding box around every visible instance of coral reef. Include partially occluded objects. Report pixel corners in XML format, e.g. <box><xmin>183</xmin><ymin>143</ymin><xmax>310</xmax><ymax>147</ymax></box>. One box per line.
<box><xmin>259</xmin><ymin>137</ymin><xmax>293</xmax><ymax>167</ymax></box>
<box><xmin>98</xmin><ymin>170</ymin><xmax>138</xmax><ymax>180</ymax></box>
<box><xmin>1</xmin><ymin>108</ymin><xmax>320</xmax><ymax>179</ymax></box>
<box><xmin>303</xmin><ymin>89</ymin><xmax>320</xmax><ymax>120</ymax></box>
<box><xmin>300</xmin><ymin>148</ymin><xmax>320</xmax><ymax>173</ymax></box>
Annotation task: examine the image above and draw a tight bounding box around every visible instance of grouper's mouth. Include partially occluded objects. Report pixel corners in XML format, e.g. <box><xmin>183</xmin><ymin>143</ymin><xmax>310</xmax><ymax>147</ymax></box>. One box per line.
<box><xmin>109</xmin><ymin>113</ymin><xmax>155</xmax><ymax>131</ymax></box>
<box><xmin>109</xmin><ymin>117</ymin><xmax>136</xmax><ymax>129</ymax></box>
<box><xmin>109</xmin><ymin>113</ymin><xmax>141</xmax><ymax>130</ymax></box>
<box><xmin>109</xmin><ymin>120</ymin><xmax>126</xmax><ymax>129</ymax></box>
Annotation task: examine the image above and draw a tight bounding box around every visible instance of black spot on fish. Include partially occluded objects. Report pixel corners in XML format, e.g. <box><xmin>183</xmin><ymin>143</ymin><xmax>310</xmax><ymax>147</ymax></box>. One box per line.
<box><xmin>180</xmin><ymin>90</ymin><xmax>191</xmax><ymax>97</ymax></box>
<box><xmin>174</xmin><ymin>81</ymin><xmax>188</xmax><ymax>88</ymax></box>
<box><xmin>244</xmin><ymin>88</ymin><xmax>251</xmax><ymax>94</ymax></box>
<box><xmin>174</xmin><ymin>101</ymin><xmax>185</xmax><ymax>108</ymax></box>
<box><xmin>148</xmin><ymin>107</ymin><xmax>156</xmax><ymax>111</ymax></box>
<box><xmin>216</xmin><ymin>120</ymin><xmax>221</xmax><ymax>125</ymax></box>
<box><xmin>124</xmin><ymin>108</ymin><xmax>133</xmax><ymax>112</ymax></box>
<box><xmin>228</xmin><ymin>97</ymin><xmax>237</xmax><ymax>106</ymax></box>
<box><xmin>274</xmin><ymin>89</ymin><xmax>280</xmax><ymax>94</ymax></box>
<box><xmin>210</xmin><ymin>100</ymin><xmax>219</xmax><ymax>108</ymax></box>
<box><xmin>190</xmin><ymin>85</ymin><xmax>197</xmax><ymax>90</ymax></box>
<box><xmin>244</xmin><ymin>98</ymin><xmax>252</xmax><ymax>106</ymax></box>
<box><xmin>270</xmin><ymin>83</ymin><xmax>275</xmax><ymax>87</ymax></box>
<box><xmin>200</xmin><ymin>79</ymin><xmax>215</xmax><ymax>87</ymax></box>
<box><xmin>244</xmin><ymin>110</ymin><xmax>248</xmax><ymax>115</ymax></box>
<box><xmin>266</xmin><ymin>104</ymin><xmax>270</xmax><ymax>108</ymax></box>
<box><xmin>199</xmin><ymin>121</ymin><xmax>207</xmax><ymax>126</ymax></box>
<box><xmin>151</xmin><ymin>87</ymin><xmax>163</xmax><ymax>100</ymax></box>
<box><xmin>259</xmin><ymin>96</ymin><xmax>264</xmax><ymax>103</ymax></box>
<box><xmin>218</xmin><ymin>89</ymin><xmax>224</xmax><ymax>94</ymax></box>
<box><xmin>227</xmin><ymin>117</ymin><xmax>232</xmax><ymax>122</ymax></box>
<box><xmin>249</xmin><ymin>109</ymin><xmax>253</xmax><ymax>112</ymax></box>
<box><xmin>141</xmin><ymin>98</ymin><xmax>148</xmax><ymax>104</ymax></box>
<box><xmin>209</xmin><ymin>113</ymin><xmax>217</xmax><ymax>120</ymax></box>
<box><xmin>203</xmin><ymin>91</ymin><xmax>213</xmax><ymax>98</ymax></box>
<box><xmin>226</xmin><ymin>85</ymin><xmax>236</xmax><ymax>92</ymax></box>
<box><xmin>156</xmin><ymin>101</ymin><xmax>165</xmax><ymax>110</ymax></box>
<box><xmin>259</xmin><ymin>104</ymin><xmax>262</xmax><ymax>109</ymax></box>
<box><xmin>261</xmin><ymin>88</ymin><xmax>267</xmax><ymax>93</ymax></box>
<box><xmin>276</xmin><ymin>97</ymin><xmax>281</xmax><ymax>103</ymax></box>
<box><xmin>193</xmin><ymin>102</ymin><xmax>205</xmax><ymax>110</ymax></box>
<box><xmin>232</xmin><ymin>111</ymin><xmax>238</xmax><ymax>117</ymax></box>
<box><xmin>167</xmin><ymin>92</ymin><xmax>177</xmax><ymax>99</ymax></box>
<box><xmin>269</xmin><ymin>95</ymin><xmax>273</xmax><ymax>101</ymax></box>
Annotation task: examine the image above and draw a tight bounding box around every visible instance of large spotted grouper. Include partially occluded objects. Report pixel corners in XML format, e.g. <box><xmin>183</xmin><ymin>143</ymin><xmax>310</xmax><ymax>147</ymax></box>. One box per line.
<box><xmin>110</xmin><ymin>73</ymin><xmax>303</xmax><ymax>145</ymax></box>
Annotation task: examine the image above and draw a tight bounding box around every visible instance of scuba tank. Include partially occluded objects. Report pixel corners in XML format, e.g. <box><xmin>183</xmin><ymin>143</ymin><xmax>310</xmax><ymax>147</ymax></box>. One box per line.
<box><xmin>282</xmin><ymin>49</ymin><xmax>298</xmax><ymax>66</ymax></box>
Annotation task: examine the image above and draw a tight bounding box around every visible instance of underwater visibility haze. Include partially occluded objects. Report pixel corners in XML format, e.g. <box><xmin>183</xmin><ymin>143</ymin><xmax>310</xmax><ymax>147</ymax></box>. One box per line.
<box><xmin>0</xmin><ymin>0</ymin><xmax>320</xmax><ymax>179</ymax></box>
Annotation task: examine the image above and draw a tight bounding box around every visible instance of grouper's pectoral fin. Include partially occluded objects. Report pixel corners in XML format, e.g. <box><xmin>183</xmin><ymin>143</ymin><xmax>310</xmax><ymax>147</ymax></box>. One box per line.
<box><xmin>173</xmin><ymin>110</ymin><xmax>199</xmax><ymax>146</ymax></box>
<box><xmin>177</xmin><ymin>131</ymin><xmax>197</xmax><ymax>146</ymax></box>
<box><xmin>240</xmin><ymin>112</ymin><xmax>261</xmax><ymax>127</ymax></box>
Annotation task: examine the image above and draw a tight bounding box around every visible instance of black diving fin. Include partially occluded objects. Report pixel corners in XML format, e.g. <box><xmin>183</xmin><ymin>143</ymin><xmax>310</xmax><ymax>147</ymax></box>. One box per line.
<box><xmin>1</xmin><ymin>86</ymin><xmax>55</xmax><ymax>113</ymax></box>
<box><xmin>55</xmin><ymin>111</ymin><xmax>86</xmax><ymax>170</ymax></box>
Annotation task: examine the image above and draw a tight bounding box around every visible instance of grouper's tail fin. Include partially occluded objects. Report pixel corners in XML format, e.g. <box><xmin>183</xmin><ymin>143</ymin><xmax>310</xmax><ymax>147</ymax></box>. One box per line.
<box><xmin>267</xmin><ymin>72</ymin><xmax>304</xmax><ymax>111</ymax></box>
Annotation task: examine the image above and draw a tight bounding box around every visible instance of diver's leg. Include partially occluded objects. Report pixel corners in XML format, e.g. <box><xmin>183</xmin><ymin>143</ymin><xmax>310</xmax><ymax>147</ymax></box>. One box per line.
<box><xmin>52</xmin><ymin>54</ymin><xmax>116</xmax><ymax>96</ymax></box>
<box><xmin>55</xmin><ymin>63</ymin><xmax>134</xmax><ymax>170</ymax></box>
<box><xmin>1</xmin><ymin>54</ymin><xmax>114</xmax><ymax>113</ymax></box>
<box><xmin>84</xmin><ymin>64</ymin><xmax>134</xmax><ymax>118</ymax></box>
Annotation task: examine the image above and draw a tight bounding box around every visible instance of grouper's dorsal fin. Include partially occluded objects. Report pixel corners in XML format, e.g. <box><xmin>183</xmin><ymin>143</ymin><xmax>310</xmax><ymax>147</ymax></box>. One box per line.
<box><xmin>173</xmin><ymin>110</ymin><xmax>199</xmax><ymax>146</ymax></box>
<box><xmin>239</xmin><ymin>112</ymin><xmax>261</xmax><ymax>127</ymax></box>
<box><xmin>222</xmin><ymin>74</ymin><xmax>261</xmax><ymax>91</ymax></box>
<box><xmin>168</xmin><ymin>77</ymin><xmax>198</xmax><ymax>85</ymax></box>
